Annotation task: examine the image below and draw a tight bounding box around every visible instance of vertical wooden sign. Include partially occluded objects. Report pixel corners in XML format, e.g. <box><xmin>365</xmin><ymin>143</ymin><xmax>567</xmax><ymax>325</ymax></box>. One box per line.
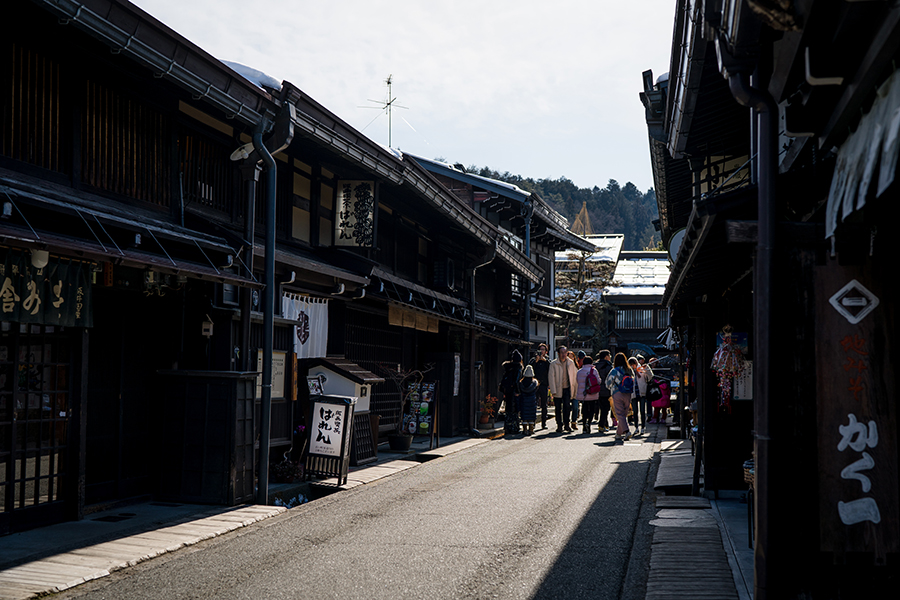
<box><xmin>815</xmin><ymin>260</ymin><xmax>898</xmax><ymax>563</ymax></box>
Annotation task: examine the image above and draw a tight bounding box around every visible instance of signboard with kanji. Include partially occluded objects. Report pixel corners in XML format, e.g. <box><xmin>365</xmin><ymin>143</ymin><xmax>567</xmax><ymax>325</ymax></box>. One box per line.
<box><xmin>0</xmin><ymin>248</ymin><xmax>92</xmax><ymax>327</ymax></box>
<box><xmin>334</xmin><ymin>180</ymin><xmax>375</xmax><ymax>247</ymax></box>
<box><xmin>305</xmin><ymin>395</ymin><xmax>356</xmax><ymax>484</ymax></box>
<box><xmin>815</xmin><ymin>263</ymin><xmax>898</xmax><ymax>563</ymax></box>
<box><xmin>309</xmin><ymin>400</ymin><xmax>348</xmax><ymax>457</ymax></box>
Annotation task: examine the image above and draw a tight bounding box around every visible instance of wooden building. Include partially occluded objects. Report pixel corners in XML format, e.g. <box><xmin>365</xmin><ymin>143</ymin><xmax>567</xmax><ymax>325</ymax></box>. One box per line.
<box><xmin>643</xmin><ymin>0</ymin><xmax>899</xmax><ymax>596</ymax></box>
<box><xmin>407</xmin><ymin>154</ymin><xmax>593</xmax><ymax>366</ymax></box>
<box><xmin>0</xmin><ymin>0</ymin><xmax>548</xmax><ymax>534</ymax></box>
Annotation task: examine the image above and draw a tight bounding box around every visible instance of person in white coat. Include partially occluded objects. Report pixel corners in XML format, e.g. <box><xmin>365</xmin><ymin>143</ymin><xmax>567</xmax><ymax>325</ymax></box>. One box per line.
<box><xmin>548</xmin><ymin>345</ymin><xmax>579</xmax><ymax>433</ymax></box>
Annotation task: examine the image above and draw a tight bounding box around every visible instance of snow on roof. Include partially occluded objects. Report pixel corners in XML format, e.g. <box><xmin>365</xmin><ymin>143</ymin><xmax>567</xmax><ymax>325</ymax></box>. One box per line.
<box><xmin>405</xmin><ymin>152</ymin><xmax>530</xmax><ymax>198</ymax></box>
<box><xmin>378</xmin><ymin>144</ymin><xmax>404</xmax><ymax>161</ymax></box>
<box><xmin>555</xmin><ymin>234</ymin><xmax>624</xmax><ymax>263</ymax></box>
<box><xmin>221</xmin><ymin>60</ymin><xmax>282</xmax><ymax>92</ymax></box>
<box><xmin>603</xmin><ymin>253</ymin><xmax>670</xmax><ymax>296</ymax></box>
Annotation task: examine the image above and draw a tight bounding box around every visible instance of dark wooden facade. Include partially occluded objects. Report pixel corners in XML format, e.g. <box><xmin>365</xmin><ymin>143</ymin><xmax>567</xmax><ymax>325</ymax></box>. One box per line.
<box><xmin>0</xmin><ymin>0</ymin><xmax>548</xmax><ymax>534</ymax></box>
<box><xmin>644</xmin><ymin>1</ymin><xmax>900</xmax><ymax>597</ymax></box>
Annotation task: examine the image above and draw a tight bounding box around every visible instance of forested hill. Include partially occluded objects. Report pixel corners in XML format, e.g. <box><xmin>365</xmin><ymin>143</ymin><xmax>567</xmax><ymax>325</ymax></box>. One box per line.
<box><xmin>468</xmin><ymin>166</ymin><xmax>660</xmax><ymax>251</ymax></box>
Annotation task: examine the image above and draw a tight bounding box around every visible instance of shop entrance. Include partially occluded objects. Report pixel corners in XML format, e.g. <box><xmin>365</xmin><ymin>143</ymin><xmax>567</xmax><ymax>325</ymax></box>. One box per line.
<box><xmin>0</xmin><ymin>322</ymin><xmax>73</xmax><ymax>534</ymax></box>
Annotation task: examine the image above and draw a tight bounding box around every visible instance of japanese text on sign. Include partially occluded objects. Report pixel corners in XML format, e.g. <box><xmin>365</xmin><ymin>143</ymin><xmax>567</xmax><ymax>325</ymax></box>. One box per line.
<box><xmin>841</xmin><ymin>334</ymin><xmax>868</xmax><ymax>402</ymax></box>
<box><xmin>837</xmin><ymin>413</ymin><xmax>881</xmax><ymax>525</ymax></box>
<box><xmin>334</xmin><ymin>180</ymin><xmax>375</xmax><ymax>247</ymax></box>
<box><xmin>309</xmin><ymin>401</ymin><xmax>344</xmax><ymax>457</ymax></box>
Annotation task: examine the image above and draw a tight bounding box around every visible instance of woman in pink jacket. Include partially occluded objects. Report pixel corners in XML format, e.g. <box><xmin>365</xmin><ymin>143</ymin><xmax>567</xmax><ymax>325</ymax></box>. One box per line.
<box><xmin>575</xmin><ymin>355</ymin><xmax>602</xmax><ymax>434</ymax></box>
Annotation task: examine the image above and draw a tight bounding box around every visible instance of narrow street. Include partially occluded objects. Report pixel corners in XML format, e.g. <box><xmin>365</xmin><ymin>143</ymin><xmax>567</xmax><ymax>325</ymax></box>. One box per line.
<box><xmin>55</xmin><ymin>430</ymin><xmax>661</xmax><ymax>600</ymax></box>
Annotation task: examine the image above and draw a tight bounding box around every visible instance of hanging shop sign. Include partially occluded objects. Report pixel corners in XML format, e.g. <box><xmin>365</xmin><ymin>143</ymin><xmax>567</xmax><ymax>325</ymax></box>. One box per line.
<box><xmin>815</xmin><ymin>262</ymin><xmax>898</xmax><ymax>561</ymax></box>
<box><xmin>0</xmin><ymin>248</ymin><xmax>93</xmax><ymax>327</ymax></box>
<box><xmin>334</xmin><ymin>180</ymin><xmax>375</xmax><ymax>247</ymax></box>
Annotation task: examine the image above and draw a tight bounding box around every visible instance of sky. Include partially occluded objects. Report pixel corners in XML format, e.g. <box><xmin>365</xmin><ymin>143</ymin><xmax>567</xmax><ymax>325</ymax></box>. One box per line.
<box><xmin>131</xmin><ymin>0</ymin><xmax>675</xmax><ymax>192</ymax></box>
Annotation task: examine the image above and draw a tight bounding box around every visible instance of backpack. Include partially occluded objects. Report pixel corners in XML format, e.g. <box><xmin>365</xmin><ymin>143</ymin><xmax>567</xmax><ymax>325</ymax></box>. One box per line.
<box><xmin>646</xmin><ymin>378</ymin><xmax>663</xmax><ymax>403</ymax></box>
<box><xmin>585</xmin><ymin>367</ymin><xmax>602</xmax><ymax>395</ymax></box>
<box><xmin>618</xmin><ymin>371</ymin><xmax>634</xmax><ymax>395</ymax></box>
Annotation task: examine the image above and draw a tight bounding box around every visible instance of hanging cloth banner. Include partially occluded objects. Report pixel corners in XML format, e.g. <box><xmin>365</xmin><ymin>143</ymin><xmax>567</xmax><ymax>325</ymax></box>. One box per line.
<box><xmin>825</xmin><ymin>69</ymin><xmax>900</xmax><ymax>238</ymax></box>
<box><xmin>0</xmin><ymin>248</ymin><xmax>93</xmax><ymax>327</ymax></box>
<box><xmin>283</xmin><ymin>294</ymin><xmax>328</xmax><ymax>359</ymax></box>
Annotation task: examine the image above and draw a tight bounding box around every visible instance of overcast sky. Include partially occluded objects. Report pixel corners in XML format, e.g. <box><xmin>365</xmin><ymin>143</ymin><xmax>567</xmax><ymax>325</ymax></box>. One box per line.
<box><xmin>132</xmin><ymin>0</ymin><xmax>675</xmax><ymax>192</ymax></box>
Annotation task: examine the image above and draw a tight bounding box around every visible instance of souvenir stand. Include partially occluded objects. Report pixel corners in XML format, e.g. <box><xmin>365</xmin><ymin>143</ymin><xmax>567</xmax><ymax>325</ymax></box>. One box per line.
<box><xmin>401</xmin><ymin>380</ymin><xmax>440</xmax><ymax>451</ymax></box>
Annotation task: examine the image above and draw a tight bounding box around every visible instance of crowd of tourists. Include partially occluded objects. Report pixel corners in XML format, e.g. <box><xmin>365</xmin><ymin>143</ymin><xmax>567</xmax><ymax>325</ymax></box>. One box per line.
<box><xmin>498</xmin><ymin>343</ymin><xmax>668</xmax><ymax>441</ymax></box>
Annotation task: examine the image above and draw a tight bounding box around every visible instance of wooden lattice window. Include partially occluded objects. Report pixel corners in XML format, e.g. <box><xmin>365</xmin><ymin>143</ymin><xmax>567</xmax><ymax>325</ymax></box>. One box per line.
<box><xmin>82</xmin><ymin>80</ymin><xmax>172</xmax><ymax>207</ymax></box>
<box><xmin>1</xmin><ymin>43</ymin><xmax>67</xmax><ymax>174</ymax></box>
<box><xmin>179</xmin><ymin>133</ymin><xmax>235</xmax><ymax>216</ymax></box>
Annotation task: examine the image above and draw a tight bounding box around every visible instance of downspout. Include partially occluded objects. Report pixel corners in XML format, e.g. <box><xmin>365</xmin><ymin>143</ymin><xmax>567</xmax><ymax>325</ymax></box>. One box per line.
<box><xmin>254</xmin><ymin>120</ymin><xmax>276</xmax><ymax>505</ymax></box>
<box><xmin>238</xmin><ymin>159</ymin><xmax>260</xmax><ymax>372</ymax></box>
<box><xmin>724</xmin><ymin>67</ymin><xmax>776</xmax><ymax>600</ymax></box>
<box><xmin>469</xmin><ymin>241</ymin><xmax>497</xmax><ymax>432</ymax></box>
<box><xmin>522</xmin><ymin>200</ymin><xmax>534</xmax><ymax>344</ymax></box>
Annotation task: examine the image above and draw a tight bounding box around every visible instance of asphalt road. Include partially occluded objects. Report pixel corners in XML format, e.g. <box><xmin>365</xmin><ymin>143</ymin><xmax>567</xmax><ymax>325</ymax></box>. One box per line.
<box><xmin>54</xmin><ymin>428</ymin><xmax>662</xmax><ymax>600</ymax></box>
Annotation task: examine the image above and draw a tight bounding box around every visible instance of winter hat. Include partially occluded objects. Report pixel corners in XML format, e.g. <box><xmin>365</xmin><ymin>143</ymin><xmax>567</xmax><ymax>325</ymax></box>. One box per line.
<box><xmin>511</xmin><ymin>349</ymin><xmax>523</xmax><ymax>363</ymax></box>
<box><xmin>523</xmin><ymin>365</ymin><xmax>535</xmax><ymax>377</ymax></box>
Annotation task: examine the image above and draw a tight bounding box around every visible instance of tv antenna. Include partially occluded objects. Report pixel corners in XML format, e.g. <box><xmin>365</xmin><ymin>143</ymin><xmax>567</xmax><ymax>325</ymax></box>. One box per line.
<box><xmin>359</xmin><ymin>74</ymin><xmax>407</xmax><ymax>147</ymax></box>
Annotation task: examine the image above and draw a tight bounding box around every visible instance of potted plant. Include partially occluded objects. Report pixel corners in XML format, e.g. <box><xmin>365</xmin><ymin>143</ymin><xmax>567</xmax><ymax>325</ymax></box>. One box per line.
<box><xmin>479</xmin><ymin>394</ymin><xmax>498</xmax><ymax>427</ymax></box>
<box><xmin>378</xmin><ymin>363</ymin><xmax>433</xmax><ymax>452</ymax></box>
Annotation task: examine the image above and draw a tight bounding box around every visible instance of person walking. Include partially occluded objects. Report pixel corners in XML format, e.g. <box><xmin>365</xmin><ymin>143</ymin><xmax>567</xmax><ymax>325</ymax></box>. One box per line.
<box><xmin>594</xmin><ymin>350</ymin><xmax>614</xmax><ymax>431</ymax></box>
<box><xmin>576</xmin><ymin>355</ymin><xmax>602</xmax><ymax>434</ymax></box>
<box><xmin>548</xmin><ymin>346</ymin><xmax>578</xmax><ymax>433</ymax></box>
<box><xmin>518</xmin><ymin>364</ymin><xmax>539</xmax><ymax>435</ymax></box>
<box><xmin>628</xmin><ymin>356</ymin><xmax>650</xmax><ymax>436</ymax></box>
<box><xmin>500</xmin><ymin>350</ymin><xmax>523</xmax><ymax>434</ymax></box>
<box><xmin>529</xmin><ymin>343</ymin><xmax>551</xmax><ymax>430</ymax></box>
<box><xmin>605</xmin><ymin>352</ymin><xmax>635</xmax><ymax>441</ymax></box>
<box><xmin>569</xmin><ymin>350</ymin><xmax>586</xmax><ymax>430</ymax></box>
<box><xmin>636</xmin><ymin>355</ymin><xmax>654</xmax><ymax>431</ymax></box>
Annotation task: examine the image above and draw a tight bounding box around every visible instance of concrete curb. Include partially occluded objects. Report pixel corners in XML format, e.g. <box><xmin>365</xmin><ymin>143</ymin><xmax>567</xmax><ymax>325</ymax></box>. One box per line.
<box><xmin>0</xmin><ymin>506</ymin><xmax>286</xmax><ymax>600</ymax></box>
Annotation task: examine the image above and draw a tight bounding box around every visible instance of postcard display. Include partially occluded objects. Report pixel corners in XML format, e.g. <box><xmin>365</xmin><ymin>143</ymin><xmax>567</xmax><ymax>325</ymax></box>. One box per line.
<box><xmin>402</xmin><ymin>381</ymin><xmax>439</xmax><ymax>450</ymax></box>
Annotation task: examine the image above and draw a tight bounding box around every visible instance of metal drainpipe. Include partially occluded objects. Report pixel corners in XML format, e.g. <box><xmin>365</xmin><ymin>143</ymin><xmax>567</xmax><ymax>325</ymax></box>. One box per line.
<box><xmin>238</xmin><ymin>162</ymin><xmax>260</xmax><ymax>372</ymax></box>
<box><xmin>726</xmin><ymin>71</ymin><xmax>775</xmax><ymax>600</ymax></box>
<box><xmin>469</xmin><ymin>241</ymin><xmax>497</xmax><ymax>430</ymax></box>
<box><xmin>254</xmin><ymin>122</ymin><xmax>276</xmax><ymax>505</ymax></box>
<box><xmin>523</xmin><ymin>201</ymin><xmax>533</xmax><ymax>344</ymax></box>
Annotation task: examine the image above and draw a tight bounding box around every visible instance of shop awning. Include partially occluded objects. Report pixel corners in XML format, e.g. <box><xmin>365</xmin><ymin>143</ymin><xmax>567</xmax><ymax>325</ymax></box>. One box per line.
<box><xmin>0</xmin><ymin>175</ymin><xmax>261</xmax><ymax>288</ymax></box>
<box><xmin>531</xmin><ymin>302</ymin><xmax>579</xmax><ymax>321</ymax></box>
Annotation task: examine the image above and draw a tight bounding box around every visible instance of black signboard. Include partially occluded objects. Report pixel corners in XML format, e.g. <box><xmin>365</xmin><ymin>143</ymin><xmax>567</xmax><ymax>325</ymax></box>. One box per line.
<box><xmin>402</xmin><ymin>381</ymin><xmax>439</xmax><ymax>450</ymax></box>
<box><xmin>0</xmin><ymin>248</ymin><xmax>93</xmax><ymax>327</ymax></box>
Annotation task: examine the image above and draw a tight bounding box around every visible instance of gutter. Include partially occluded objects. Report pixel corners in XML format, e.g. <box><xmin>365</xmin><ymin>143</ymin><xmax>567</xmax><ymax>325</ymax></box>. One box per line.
<box><xmin>46</xmin><ymin>0</ymin><xmax>268</xmax><ymax>127</ymax></box>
